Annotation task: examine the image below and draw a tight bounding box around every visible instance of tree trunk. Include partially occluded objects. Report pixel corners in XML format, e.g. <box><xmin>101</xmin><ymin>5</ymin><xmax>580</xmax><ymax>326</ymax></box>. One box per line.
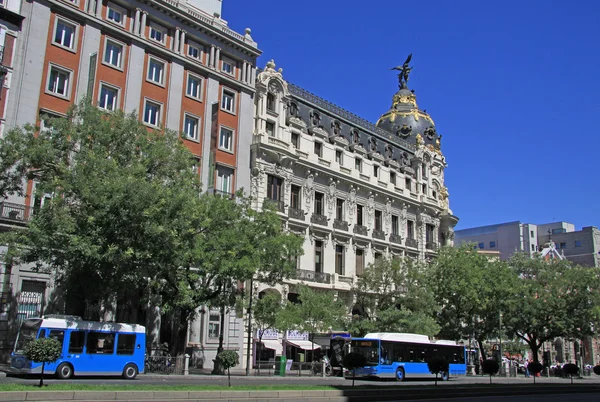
<box><xmin>228</xmin><ymin>367</ymin><xmax>231</xmax><ymax>387</ymax></box>
<box><xmin>489</xmin><ymin>374</ymin><xmax>492</xmax><ymax>384</ymax></box>
<box><xmin>528</xmin><ymin>340</ymin><xmax>540</xmax><ymax>364</ymax></box>
<box><xmin>352</xmin><ymin>369</ymin><xmax>355</xmax><ymax>387</ymax></box>
<box><xmin>435</xmin><ymin>373</ymin><xmax>438</xmax><ymax>386</ymax></box>
<box><xmin>245</xmin><ymin>279</ymin><xmax>254</xmax><ymax>377</ymax></box>
<box><xmin>478</xmin><ymin>339</ymin><xmax>487</xmax><ymax>360</ymax></box>
<box><xmin>39</xmin><ymin>362</ymin><xmax>45</xmax><ymax>387</ymax></box>
<box><xmin>211</xmin><ymin>305</ymin><xmax>226</xmax><ymax>375</ymax></box>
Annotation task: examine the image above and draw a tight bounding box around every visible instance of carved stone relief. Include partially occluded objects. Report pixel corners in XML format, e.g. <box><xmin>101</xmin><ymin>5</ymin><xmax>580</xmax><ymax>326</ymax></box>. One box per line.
<box><xmin>303</xmin><ymin>173</ymin><xmax>315</xmax><ymax>212</ymax></box>
<box><xmin>384</xmin><ymin>199</ymin><xmax>392</xmax><ymax>233</ymax></box>
<box><xmin>347</xmin><ymin>186</ymin><xmax>357</xmax><ymax>225</ymax></box>
<box><xmin>326</xmin><ymin>180</ymin><xmax>336</xmax><ymax>218</ymax></box>
<box><xmin>366</xmin><ymin>193</ymin><xmax>375</xmax><ymax>229</ymax></box>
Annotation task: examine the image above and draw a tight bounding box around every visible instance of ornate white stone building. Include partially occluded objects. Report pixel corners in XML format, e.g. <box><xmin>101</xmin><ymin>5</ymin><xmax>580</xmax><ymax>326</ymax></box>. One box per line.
<box><xmin>246</xmin><ymin>59</ymin><xmax>458</xmax><ymax>366</ymax></box>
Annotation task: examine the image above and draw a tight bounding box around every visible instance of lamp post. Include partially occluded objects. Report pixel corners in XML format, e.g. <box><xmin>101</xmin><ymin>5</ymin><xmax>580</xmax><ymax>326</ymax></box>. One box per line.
<box><xmin>499</xmin><ymin>312</ymin><xmax>504</xmax><ymax>376</ymax></box>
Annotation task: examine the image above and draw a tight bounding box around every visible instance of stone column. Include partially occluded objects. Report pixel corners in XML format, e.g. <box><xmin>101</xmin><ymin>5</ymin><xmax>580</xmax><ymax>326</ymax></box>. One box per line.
<box><xmin>180</xmin><ymin>31</ymin><xmax>186</xmax><ymax>54</ymax></box>
<box><xmin>209</xmin><ymin>46</ymin><xmax>215</xmax><ymax>68</ymax></box>
<box><xmin>173</xmin><ymin>28</ymin><xmax>180</xmax><ymax>53</ymax></box>
<box><xmin>95</xmin><ymin>0</ymin><xmax>102</xmax><ymax>17</ymax></box>
<box><xmin>242</xmin><ymin>62</ymin><xmax>247</xmax><ymax>84</ymax></box>
<box><xmin>215</xmin><ymin>47</ymin><xmax>221</xmax><ymax>69</ymax></box>
<box><xmin>140</xmin><ymin>11</ymin><xmax>148</xmax><ymax>38</ymax></box>
<box><xmin>251</xmin><ymin>66</ymin><xmax>257</xmax><ymax>85</ymax></box>
<box><xmin>134</xmin><ymin>9</ymin><xmax>141</xmax><ymax>35</ymax></box>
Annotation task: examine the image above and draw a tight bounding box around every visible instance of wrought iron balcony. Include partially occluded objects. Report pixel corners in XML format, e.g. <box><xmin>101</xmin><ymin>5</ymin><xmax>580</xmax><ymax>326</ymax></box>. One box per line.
<box><xmin>310</xmin><ymin>213</ymin><xmax>328</xmax><ymax>226</ymax></box>
<box><xmin>288</xmin><ymin>208</ymin><xmax>305</xmax><ymax>221</ymax></box>
<box><xmin>353</xmin><ymin>225</ymin><xmax>368</xmax><ymax>236</ymax></box>
<box><xmin>389</xmin><ymin>234</ymin><xmax>403</xmax><ymax>244</ymax></box>
<box><xmin>264</xmin><ymin>198</ymin><xmax>285</xmax><ymax>213</ymax></box>
<box><xmin>333</xmin><ymin>219</ymin><xmax>349</xmax><ymax>231</ymax></box>
<box><xmin>213</xmin><ymin>189</ymin><xmax>234</xmax><ymax>199</ymax></box>
<box><xmin>0</xmin><ymin>202</ymin><xmax>31</xmax><ymax>223</ymax></box>
<box><xmin>372</xmin><ymin>229</ymin><xmax>386</xmax><ymax>240</ymax></box>
<box><xmin>293</xmin><ymin>269</ymin><xmax>331</xmax><ymax>284</ymax></box>
<box><xmin>426</xmin><ymin>242</ymin><xmax>438</xmax><ymax>251</ymax></box>
<box><xmin>406</xmin><ymin>238</ymin><xmax>418</xmax><ymax>248</ymax></box>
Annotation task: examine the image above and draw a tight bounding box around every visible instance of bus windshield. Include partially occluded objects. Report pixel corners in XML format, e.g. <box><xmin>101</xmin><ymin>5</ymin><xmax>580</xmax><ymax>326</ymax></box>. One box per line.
<box><xmin>14</xmin><ymin>319</ymin><xmax>42</xmax><ymax>354</ymax></box>
<box><xmin>350</xmin><ymin>339</ymin><xmax>379</xmax><ymax>366</ymax></box>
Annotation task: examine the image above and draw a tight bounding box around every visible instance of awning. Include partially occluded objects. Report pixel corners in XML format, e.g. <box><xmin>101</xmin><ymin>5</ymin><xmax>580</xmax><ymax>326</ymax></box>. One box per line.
<box><xmin>286</xmin><ymin>340</ymin><xmax>321</xmax><ymax>350</ymax></box>
<box><xmin>261</xmin><ymin>340</ymin><xmax>283</xmax><ymax>355</ymax></box>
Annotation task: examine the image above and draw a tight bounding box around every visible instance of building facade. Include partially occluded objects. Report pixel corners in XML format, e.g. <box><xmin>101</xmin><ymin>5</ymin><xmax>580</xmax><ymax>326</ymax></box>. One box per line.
<box><xmin>0</xmin><ymin>0</ymin><xmax>260</xmax><ymax>363</ymax></box>
<box><xmin>455</xmin><ymin>221</ymin><xmax>600</xmax><ymax>267</ymax></box>
<box><xmin>245</xmin><ymin>59</ymin><xmax>458</xmax><ymax>367</ymax></box>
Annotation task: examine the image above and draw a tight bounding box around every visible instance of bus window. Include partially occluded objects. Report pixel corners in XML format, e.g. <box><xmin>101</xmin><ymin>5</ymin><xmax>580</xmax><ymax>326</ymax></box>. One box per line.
<box><xmin>48</xmin><ymin>330</ymin><xmax>65</xmax><ymax>347</ymax></box>
<box><xmin>86</xmin><ymin>332</ymin><xmax>115</xmax><ymax>354</ymax></box>
<box><xmin>68</xmin><ymin>331</ymin><xmax>85</xmax><ymax>354</ymax></box>
<box><xmin>117</xmin><ymin>334</ymin><xmax>136</xmax><ymax>355</ymax></box>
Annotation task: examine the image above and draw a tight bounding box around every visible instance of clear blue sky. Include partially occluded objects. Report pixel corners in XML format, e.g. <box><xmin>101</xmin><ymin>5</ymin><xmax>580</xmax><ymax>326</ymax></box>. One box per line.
<box><xmin>224</xmin><ymin>0</ymin><xmax>600</xmax><ymax>231</ymax></box>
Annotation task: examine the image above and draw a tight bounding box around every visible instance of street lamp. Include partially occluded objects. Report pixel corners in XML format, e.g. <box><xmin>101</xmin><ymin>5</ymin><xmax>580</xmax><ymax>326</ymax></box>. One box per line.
<box><xmin>499</xmin><ymin>312</ymin><xmax>504</xmax><ymax>376</ymax></box>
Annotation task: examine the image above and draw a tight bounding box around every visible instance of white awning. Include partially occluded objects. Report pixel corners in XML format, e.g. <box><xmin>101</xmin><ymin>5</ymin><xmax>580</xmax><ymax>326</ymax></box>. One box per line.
<box><xmin>287</xmin><ymin>340</ymin><xmax>321</xmax><ymax>350</ymax></box>
<box><xmin>261</xmin><ymin>340</ymin><xmax>283</xmax><ymax>355</ymax></box>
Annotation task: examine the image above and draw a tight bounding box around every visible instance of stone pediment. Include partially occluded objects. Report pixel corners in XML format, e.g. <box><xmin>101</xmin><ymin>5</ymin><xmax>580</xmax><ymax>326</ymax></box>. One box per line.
<box><xmin>401</xmin><ymin>166</ymin><xmax>415</xmax><ymax>175</ymax></box>
<box><xmin>350</xmin><ymin>144</ymin><xmax>367</xmax><ymax>155</ymax></box>
<box><xmin>309</xmin><ymin>126</ymin><xmax>329</xmax><ymax>140</ymax></box>
<box><xmin>386</xmin><ymin>159</ymin><xmax>400</xmax><ymax>170</ymax></box>
<box><xmin>369</xmin><ymin>151</ymin><xmax>385</xmax><ymax>162</ymax></box>
<box><xmin>332</xmin><ymin>136</ymin><xmax>349</xmax><ymax>148</ymax></box>
<box><xmin>287</xmin><ymin>116</ymin><xmax>307</xmax><ymax>131</ymax></box>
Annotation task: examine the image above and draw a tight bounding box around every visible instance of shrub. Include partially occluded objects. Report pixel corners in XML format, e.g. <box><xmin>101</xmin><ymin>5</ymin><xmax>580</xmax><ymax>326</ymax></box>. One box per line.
<box><xmin>23</xmin><ymin>338</ymin><xmax>62</xmax><ymax>387</ymax></box>
<box><xmin>427</xmin><ymin>356</ymin><xmax>450</xmax><ymax>386</ymax></box>
<box><xmin>481</xmin><ymin>358</ymin><xmax>500</xmax><ymax>384</ymax></box>
<box><xmin>343</xmin><ymin>352</ymin><xmax>367</xmax><ymax>387</ymax></box>
<box><xmin>528</xmin><ymin>362</ymin><xmax>543</xmax><ymax>383</ymax></box>
<box><xmin>562</xmin><ymin>363</ymin><xmax>579</xmax><ymax>384</ymax></box>
<box><xmin>215</xmin><ymin>350</ymin><xmax>239</xmax><ymax>387</ymax></box>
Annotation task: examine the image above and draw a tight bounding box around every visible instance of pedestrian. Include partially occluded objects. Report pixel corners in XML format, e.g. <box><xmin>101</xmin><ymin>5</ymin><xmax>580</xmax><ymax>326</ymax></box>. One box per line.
<box><xmin>525</xmin><ymin>360</ymin><xmax>530</xmax><ymax>378</ymax></box>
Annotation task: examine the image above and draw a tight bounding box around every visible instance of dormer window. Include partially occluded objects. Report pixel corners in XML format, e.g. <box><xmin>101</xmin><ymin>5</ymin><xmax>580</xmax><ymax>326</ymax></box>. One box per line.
<box><xmin>289</xmin><ymin>102</ymin><xmax>298</xmax><ymax>116</ymax></box>
<box><xmin>266</xmin><ymin>93</ymin><xmax>275</xmax><ymax>112</ymax></box>
<box><xmin>333</xmin><ymin>121</ymin><xmax>341</xmax><ymax>136</ymax></box>
<box><xmin>311</xmin><ymin>111</ymin><xmax>320</xmax><ymax>126</ymax></box>
<box><xmin>352</xmin><ymin>130</ymin><xmax>360</xmax><ymax>144</ymax></box>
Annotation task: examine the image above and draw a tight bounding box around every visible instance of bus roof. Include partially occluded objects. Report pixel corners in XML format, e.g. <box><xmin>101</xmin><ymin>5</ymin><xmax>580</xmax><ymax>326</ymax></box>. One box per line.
<box><xmin>22</xmin><ymin>318</ymin><xmax>145</xmax><ymax>334</ymax></box>
<box><xmin>362</xmin><ymin>332</ymin><xmax>431</xmax><ymax>344</ymax></box>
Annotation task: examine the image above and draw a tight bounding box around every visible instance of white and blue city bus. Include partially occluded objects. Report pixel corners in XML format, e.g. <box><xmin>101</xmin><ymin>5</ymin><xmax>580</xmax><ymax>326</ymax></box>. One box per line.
<box><xmin>10</xmin><ymin>316</ymin><xmax>146</xmax><ymax>379</ymax></box>
<box><xmin>345</xmin><ymin>333</ymin><xmax>467</xmax><ymax>381</ymax></box>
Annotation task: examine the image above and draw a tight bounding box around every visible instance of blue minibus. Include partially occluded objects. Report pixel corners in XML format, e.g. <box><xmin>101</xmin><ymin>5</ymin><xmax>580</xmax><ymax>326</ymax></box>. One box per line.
<box><xmin>345</xmin><ymin>332</ymin><xmax>467</xmax><ymax>381</ymax></box>
<box><xmin>10</xmin><ymin>316</ymin><xmax>146</xmax><ymax>379</ymax></box>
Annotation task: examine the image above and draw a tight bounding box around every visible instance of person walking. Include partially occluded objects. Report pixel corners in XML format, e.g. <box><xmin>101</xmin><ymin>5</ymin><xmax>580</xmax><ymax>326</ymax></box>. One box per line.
<box><xmin>525</xmin><ymin>360</ymin><xmax>530</xmax><ymax>378</ymax></box>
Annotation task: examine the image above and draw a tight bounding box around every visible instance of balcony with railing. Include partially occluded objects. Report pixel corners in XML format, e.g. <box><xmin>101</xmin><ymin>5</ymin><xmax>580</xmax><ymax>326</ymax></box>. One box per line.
<box><xmin>293</xmin><ymin>269</ymin><xmax>331</xmax><ymax>284</ymax></box>
<box><xmin>0</xmin><ymin>202</ymin><xmax>31</xmax><ymax>224</ymax></box>
<box><xmin>310</xmin><ymin>213</ymin><xmax>328</xmax><ymax>226</ymax></box>
<box><xmin>288</xmin><ymin>208</ymin><xmax>305</xmax><ymax>221</ymax></box>
<box><xmin>333</xmin><ymin>219</ymin><xmax>349</xmax><ymax>231</ymax></box>
<box><xmin>264</xmin><ymin>198</ymin><xmax>285</xmax><ymax>213</ymax></box>
<box><xmin>389</xmin><ymin>233</ymin><xmax>403</xmax><ymax>245</ymax></box>
<box><xmin>426</xmin><ymin>242</ymin><xmax>438</xmax><ymax>251</ymax></box>
<box><xmin>406</xmin><ymin>238</ymin><xmax>418</xmax><ymax>248</ymax></box>
<box><xmin>372</xmin><ymin>229</ymin><xmax>386</xmax><ymax>241</ymax></box>
<box><xmin>213</xmin><ymin>189</ymin><xmax>234</xmax><ymax>199</ymax></box>
<box><xmin>353</xmin><ymin>225</ymin><xmax>368</xmax><ymax>236</ymax></box>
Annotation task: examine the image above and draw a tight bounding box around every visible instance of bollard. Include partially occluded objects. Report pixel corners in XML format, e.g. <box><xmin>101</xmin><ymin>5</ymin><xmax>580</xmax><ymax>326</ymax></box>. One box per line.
<box><xmin>322</xmin><ymin>361</ymin><xmax>326</xmax><ymax>378</ymax></box>
<box><xmin>183</xmin><ymin>354</ymin><xmax>190</xmax><ymax>376</ymax></box>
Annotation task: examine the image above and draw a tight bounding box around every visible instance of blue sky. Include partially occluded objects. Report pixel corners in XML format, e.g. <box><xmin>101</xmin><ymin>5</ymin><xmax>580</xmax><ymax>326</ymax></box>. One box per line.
<box><xmin>224</xmin><ymin>0</ymin><xmax>600</xmax><ymax>231</ymax></box>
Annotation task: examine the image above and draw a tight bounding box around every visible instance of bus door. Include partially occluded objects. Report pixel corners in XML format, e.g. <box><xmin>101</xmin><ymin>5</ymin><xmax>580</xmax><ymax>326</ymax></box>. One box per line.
<box><xmin>43</xmin><ymin>329</ymin><xmax>67</xmax><ymax>373</ymax></box>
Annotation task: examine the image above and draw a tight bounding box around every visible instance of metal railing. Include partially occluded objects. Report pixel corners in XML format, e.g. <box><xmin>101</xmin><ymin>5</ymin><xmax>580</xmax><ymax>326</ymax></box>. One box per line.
<box><xmin>288</xmin><ymin>208</ymin><xmax>305</xmax><ymax>220</ymax></box>
<box><xmin>294</xmin><ymin>269</ymin><xmax>331</xmax><ymax>284</ymax></box>
<box><xmin>144</xmin><ymin>354</ymin><xmax>186</xmax><ymax>375</ymax></box>
<box><xmin>426</xmin><ymin>242</ymin><xmax>438</xmax><ymax>251</ymax></box>
<box><xmin>389</xmin><ymin>234</ymin><xmax>403</xmax><ymax>244</ymax></box>
<box><xmin>264</xmin><ymin>198</ymin><xmax>285</xmax><ymax>213</ymax></box>
<box><xmin>406</xmin><ymin>238</ymin><xmax>418</xmax><ymax>248</ymax></box>
<box><xmin>372</xmin><ymin>229</ymin><xmax>386</xmax><ymax>240</ymax></box>
<box><xmin>0</xmin><ymin>202</ymin><xmax>31</xmax><ymax>223</ymax></box>
<box><xmin>353</xmin><ymin>225</ymin><xmax>368</xmax><ymax>236</ymax></box>
<box><xmin>333</xmin><ymin>219</ymin><xmax>349</xmax><ymax>231</ymax></box>
<box><xmin>310</xmin><ymin>213</ymin><xmax>328</xmax><ymax>226</ymax></box>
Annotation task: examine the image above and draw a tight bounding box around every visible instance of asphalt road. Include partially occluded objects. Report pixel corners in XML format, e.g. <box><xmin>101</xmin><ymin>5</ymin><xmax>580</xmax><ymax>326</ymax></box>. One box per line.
<box><xmin>402</xmin><ymin>395</ymin><xmax>598</xmax><ymax>402</ymax></box>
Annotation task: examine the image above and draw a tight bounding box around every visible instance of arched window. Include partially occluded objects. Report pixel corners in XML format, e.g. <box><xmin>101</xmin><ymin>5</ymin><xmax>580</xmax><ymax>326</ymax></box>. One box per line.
<box><xmin>311</xmin><ymin>111</ymin><xmax>320</xmax><ymax>126</ymax></box>
<box><xmin>289</xmin><ymin>102</ymin><xmax>298</xmax><ymax>116</ymax></box>
<box><xmin>266</xmin><ymin>93</ymin><xmax>275</xmax><ymax>112</ymax></box>
<box><xmin>333</xmin><ymin>121</ymin><xmax>341</xmax><ymax>136</ymax></box>
<box><xmin>352</xmin><ymin>130</ymin><xmax>360</xmax><ymax>144</ymax></box>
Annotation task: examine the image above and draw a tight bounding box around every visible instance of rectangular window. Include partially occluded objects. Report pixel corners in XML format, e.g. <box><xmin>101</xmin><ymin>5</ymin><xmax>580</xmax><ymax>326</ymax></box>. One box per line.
<box><xmin>187</xmin><ymin>42</ymin><xmax>201</xmax><ymax>59</ymax></box>
<box><xmin>405</xmin><ymin>178</ymin><xmax>412</xmax><ymax>191</ymax></box>
<box><xmin>374</xmin><ymin>252</ymin><xmax>383</xmax><ymax>261</ymax></box>
<box><xmin>221</xmin><ymin>89</ymin><xmax>235</xmax><ymax>113</ymax></box>
<box><xmin>218</xmin><ymin>127</ymin><xmax>233</xmax><ymax>152</ymax></box>
<box><xmin>221</xmin><ymin>58</ymin><xmax>234</xmax><ymax>75</ymax></box>
<box><xmin>314</xmin><ymin>192</ymin><xmax>324</xmax><ymax>215</ymax></box>
<box><xmin>391</xmin><ymin>215</ymin><xmax>399</xmax><ymax>235</ymax></box>
<box><xmin>116</xmin><ymin>334</ymin><xmax>136</xmax><ymax>355</ymax></box>
<box><xmin>355</xmin><ymin>157</ymin><xmax>362</xmax><ymax>172</ymax></box>
<box><xmin>390</xmin><ymin>172</ymin><xmax>396</xmax><ymax>186</ymax></box>
<box><xmin>373</xmin><ymin>165</ymin><xmax>379</xmax><ymax>178</ymax></box>
<box><xmin>48</xmin><ymin>330</ymin><xmax>65</xmax><ymax>348</ymax></box>
<box><xmin>54</xmin><ymin>18</ymin><xmax>76</xmax><ymax>49</ymax></box>
<box><xmin>216</xmin><ymin>166</ymin><xmax>233</xmax><ymax>194</ymax></box>
<box><xmin>266</xmin><ymin>121</ymin><xmax>275</xmax><ymax>137</ymax></box>
<box><xmin>407</xmin><ymin>220</ymin><xmax>414</xmax><ymax>239</ymax></box>
<box><xmin>314</xmin><ymin>141</ymin><xmax>322</xmax><ymax>157</ymax></box>
<box><xmin>336</xmin><ymin>198</ymin><xmax>344</xmax><ymax>221</ymax></box>
<box><xmin>104</xmin><ymin>40</ymin><xmax>123</xmax><ymax>68</ymax></box>
<box><xmin>315</xmin><ymin>240</ymin><xmax>323</xmax><ymax>273</ymax></box>
<box><xmin>357</xmin><ymin>205</ymin><xmax>364</xmax><ymax>226</ymax></box>
<box><xmin>208</xmin><ymin>314</ymin><xmax>220</xmax><ymax>339</ymax></box>
<box><xmin>490</xmin><ymin>241</ymin><xmax>496</xmax><ymax>248</ymax></box>
<box><xmin>186</xmin><ymin>74</ymin><xmax>202</xmax><ymax>100</ymax></box>
<box><xmin>355</xmin><ymin>249</ymin><xmax>364</xmax><ymax>276</ymax></box>
<box><xmin>106</xmin><ymin>2</ymin><xmax>126</xmax><ymax>26</ymax></box>
<box><xmin>335</xmin><ymin>245</ymin><xmax>345</xmax><ymax>275</ymax></box>
<box><xmin>143</xmin><ymin>99</ymin><xmax>161</xmax><ymax>127</ymax></box>
<box><xmin>422</xmin><ymin>184</ymin><xmax>427</xmax><ymax>195</ymax></box>
<box><xmin>147</xmin><ymin>58</ymin><xmax>164</xmax><ymax>84</ymax></box>
<box><xmin>267</xmin><ymin>175</ymin><xmax>282</xmax><ymax>201</ymax></box>
<box><xmin>291</xmin><ymin>132</ymin><xmax>299</xmax><ymax>149</ymax></box>
<box><xmin>184</xmin><ymin>114</ymin><xmax>199</xmax><ymax>140</ymax></box>
<box><xmin>336</xmin><ymin>150</ymin><xmax>343</xmax><ymax>165</ymax></box>
<box><xmin>560</xmin><ymin>242</ymin><xmax>566</xmax><ymax>249</ymax></box>
<box><xmin>47</xmin><ymin>65</ymin><xmax>71</xmax><ymax>97</ymax></box>
<box><xmin>68</xmin><ymin>331</ymin><xmax>85</xmax><ymax>354</ymax></box>
<box><xmin>149</xmin><ymin>23</ymin><xmax>166</xmax><ymax>45</ymax></box>
<box><xmin>266</xmin><ymin>93</ymin><xmax>275</xmax><ymax>111</ymax></box>
<box><xmin>86</xmin><ymin>332</ymin><xmax>115</xmax><ymax>354</ymax></box>
<box><xmin>478</xmin><ymin>242</ymin><xmax>484</xmax><ymax>249</ymax></box>
<box><xmin>530</xmin><ymin>230</ymin><xmax>535</xmax><ymax>238</ymax></box>
<box><xmin>531</xmin><ymin>244</ymin><xmax>535</xmax><ymax>251</ymax></box>
<box><xmin>98</xmin><ymin>84</ymin><xmax>118</xmax><ymax>111</ymax></box>
<box><xmin>426</xmin><ymin>224</ymin><xmax>434</xmax><ymax>243</ymax></box>
<box><xmin>290</xmin><ymin>185</ymin><xmax>301</xmax><ymax>209</ymax></box>
<box><xmin>575</xmin><ymin>240</ymin><xmax>582</xmax><ymax>247</ymax></box>
<box><xmin>375</xmin><ymin>210</ymin><xmax>382</xmax><ymax>231</ymax></box>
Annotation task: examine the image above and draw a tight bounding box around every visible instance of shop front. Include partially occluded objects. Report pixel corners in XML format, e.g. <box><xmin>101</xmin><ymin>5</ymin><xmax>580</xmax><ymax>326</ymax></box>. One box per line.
<box><xmin>253</xmin><ymin>329</ymin><xmax>283</xmax><ymax>368</ymax></box>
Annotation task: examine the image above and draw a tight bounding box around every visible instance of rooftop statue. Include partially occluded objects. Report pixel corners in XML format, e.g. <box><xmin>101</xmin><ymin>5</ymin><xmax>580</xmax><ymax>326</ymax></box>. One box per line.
<box><xmin>391</xmin><ymin>54</ymin><xmax>413</xmax><ymax>89</ymax></box>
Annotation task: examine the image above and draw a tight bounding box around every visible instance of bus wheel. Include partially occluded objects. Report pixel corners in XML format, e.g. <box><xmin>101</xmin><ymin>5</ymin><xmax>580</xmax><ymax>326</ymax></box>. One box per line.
<box><xmin>441</xmin><ymin>371</ymin><xmax>449</xmax><ymax>381</ymax></box>
<box><xmin>395</xmin><ymin>367</ymin><xmax>405</xmax><ymax>382</ymax></box>
<box><xmin>122</xmin><ymin>364</ymin><xmax>138</xmax><ymax>380</ymax></box>
<box><xmin>56</xmin><ymin>363</ymin><xmax>73</xmax><ymax>379</ymax></box>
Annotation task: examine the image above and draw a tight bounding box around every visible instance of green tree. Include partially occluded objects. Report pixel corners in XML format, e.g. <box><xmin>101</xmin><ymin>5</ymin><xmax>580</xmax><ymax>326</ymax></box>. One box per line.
<box><xmin>277</xmin><ymin>285</ymin><xmax>347</xmax><ymax>367</ymax></box>
<box><xmin>481</xmin><ymin>358</ymin><xmax>500</xmax><ymax>384</ymax></box>
<box><xmin>253</xmin><ymin>292</ymin><xmax>283</xmax><ymax>367</ymax></box>
<box><xmin>215</xmin><ymin>350</ymin><xmax>239</xmax><ymax>387</ymax></box>
<box><xmin>23</xmin><ymin>338</ymin><xmax>62</xmax><ymax>387</ymax></box>
<box><xmin>428</xmin><ymin>245</ymin><xmax>518</xmax><ymax>358</ymax></box>
<box><xmin>349</xmin><ymin>257</ymin><xmax>439</xmax><ymax>337</ymax></box>
<box><xmin>427</xmin><ymin>356</ymin><xmax>450</xmax><ymax>385</ymax></box>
